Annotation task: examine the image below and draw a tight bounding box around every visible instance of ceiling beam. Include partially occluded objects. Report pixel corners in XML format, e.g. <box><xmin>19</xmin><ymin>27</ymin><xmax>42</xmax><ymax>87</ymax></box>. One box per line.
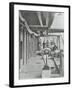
<box><xmin>46</xmin><ymin>12</ymin><xmax>49</xmax><ymax>26</ymax></box>
<box><xmin>20</xmin><ymin>22</ymin><xmax>64</xmax><ymax>32</ymax></box>
<box><xmin>19</xmin><ymin>12</ymin><xmax>39</xmax><ymax>36</ymax></box>
<box><xmin>37</xmin><ymin>12</ymin><xmax>43</xmax><ymax>27</ymax></box>
<box><xmin>25</xmin><ymin>27</ymin><xmax>63</xmax><ymax>33</ymax></box>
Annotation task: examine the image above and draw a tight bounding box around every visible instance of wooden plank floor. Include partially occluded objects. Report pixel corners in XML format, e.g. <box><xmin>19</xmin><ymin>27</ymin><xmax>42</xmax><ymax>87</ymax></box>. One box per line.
<box><xmin>19</xmin><ymin>55</ymin><xmax>61</xmax><ymax>79</ymax></box>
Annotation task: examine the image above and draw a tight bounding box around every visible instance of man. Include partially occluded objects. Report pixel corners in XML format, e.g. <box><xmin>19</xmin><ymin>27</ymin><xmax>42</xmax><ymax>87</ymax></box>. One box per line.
<box><xmin>43</xmin><ymin>39</ymin><xmax>46</xmax><ymax>49</ymax></box>
<box><xmin>50</xmin><ymin>41</ymin><xmax>58</xmax><ymax>51</ymax></box>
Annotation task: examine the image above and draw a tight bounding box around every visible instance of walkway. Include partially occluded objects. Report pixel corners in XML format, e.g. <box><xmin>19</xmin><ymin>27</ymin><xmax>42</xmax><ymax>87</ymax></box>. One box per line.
<box><xmin>19</xmin><ymin>55</ymin><xmax>61</xmax><ymax>79</ymax></box>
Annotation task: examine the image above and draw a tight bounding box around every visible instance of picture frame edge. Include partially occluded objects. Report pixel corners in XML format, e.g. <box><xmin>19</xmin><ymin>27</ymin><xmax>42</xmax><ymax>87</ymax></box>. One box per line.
<box><xmin>9</xmin><ymin>2</ymin><xmax>71</xmax><ymax>87</ymax></box>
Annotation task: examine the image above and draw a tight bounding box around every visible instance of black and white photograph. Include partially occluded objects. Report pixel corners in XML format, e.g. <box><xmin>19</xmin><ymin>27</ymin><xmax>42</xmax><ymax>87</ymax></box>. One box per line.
<box><xmin>19</xmin><ymin>10</ymin><xmax>64</xmax><ymax>79</ymax></box>
<box><xmin>9</xmin><ymin>2</ymin><xmax>70</xmax><ymax>87</ymax></box>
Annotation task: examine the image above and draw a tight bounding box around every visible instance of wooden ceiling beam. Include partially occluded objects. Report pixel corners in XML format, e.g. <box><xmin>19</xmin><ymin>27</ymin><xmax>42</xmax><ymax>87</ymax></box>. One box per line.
<box><xmin>46</xmin><ymin>12</ymin><xmax>49</xmax><ymax>26</ymax></box>
<box><xmin>37</xmin><ymin>12</ymin><xmax>43</xmax><ymax>27</ymax></box>
<box><xmin>20</xmin><ymin>22</ymin><xmax>64</xmax><ymax>33</ymax></box>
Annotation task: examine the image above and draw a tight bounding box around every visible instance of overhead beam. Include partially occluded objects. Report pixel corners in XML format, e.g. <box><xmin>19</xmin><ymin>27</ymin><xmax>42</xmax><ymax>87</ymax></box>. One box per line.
<box><xmin>20</xmin><ymin>22</ymin><xmax>64</xmax><ymax>33</ymax></box>
<box><xmin>46</xmin><ymin>12</ymin><xmax>49</xmax><ymax>26</ymax></box>
<box><xmin>29</xmin><ymin>26</ymin><xmax>64</xmax><ymax>33</ymax></box>
<box><xmin>19</xmin><ymin>12</ymin><xmax>39</xmax><ymax>36</ymax></box>
<box><xmin>37</xmin><ymin>12</ymin><xmax>43</xmax><ymax>27</ymax></box>
<box><xmin>26</xmin><ymin>27</ymin><xmax>63</xmax><ymax>33</ymax></box>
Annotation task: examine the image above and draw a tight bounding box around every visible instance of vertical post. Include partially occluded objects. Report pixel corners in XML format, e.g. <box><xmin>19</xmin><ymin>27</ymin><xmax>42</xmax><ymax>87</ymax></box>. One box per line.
<box><xmin>26</xmin><ymin>31</ymin><xmax>27</xmax><ymax>64</ymax></box>
<box><xmin>57</xmin><ymin>36</ymin><xmax>60</xmax><ymax>50</ymax></box>
<box><xmin>19</xmin><ymin>28</ymin><xmax>24</xmax><ymax>69</ymax></box>
<box><xmin>23</xmin><ymin>29</ymin><xmax>24</xmax><ymax>65</ymax></box>
<box><xmin>26</xmin><ymin>32</ymin><xmax>29</xmax><ymax>61</ymax></box>
<box><xmin>23</xmin><ymin>29</ymin><xmax>27</xmax><ymax>65</ymax></box>
<box><xmin>26</xmin><ymin>32</ymin><xmax>28</xmax><ymax>61</ymax></box>
<box><xmin>31</xmin><ymin>36</ymin><xmax>33</xmax><ymax>57</ymax></box>
<box><xmin>37</xmin><ymin>37</ymin><xmax>40</xmax><ymax>51</ymax></box>
<box><xmin>19</xmin><ymin>29</ymin><xmax>20</xmax><ymax>69</ymax></box>
<box><xmin>22</xmin><ymin>29</ymin><xmax>24</xmax><ymax>65</ymax></box>
<box><xmin>28</xmin><ymin>34</ymin><xmax>30</xmax><ymax>59</ymax></box>
<box><xmin>27</xmin><ymin>33</ymin><xmax>29</xmax><ymax>59</ymax></box>
<box><xmin>30</xmin><ymin>35</ymin><xmax>32</xmax><ymax>58</ymax></box>
<box><xmin>35</xmin><ymin>37</ymin><xmax>36</xmax><ymax>52</ymax></box>
<box><xmin>59</xmin><ymin>51</ymin><xmax>64</xmax><ymax>76</ymax></box>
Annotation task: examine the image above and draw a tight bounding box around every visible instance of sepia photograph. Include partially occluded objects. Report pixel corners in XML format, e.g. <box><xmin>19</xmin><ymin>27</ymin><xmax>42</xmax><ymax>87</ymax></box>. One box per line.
<box><xmin>9</xmin><ymin>2</ymin><xmax>70</xmax><ymax>87</ymax></box>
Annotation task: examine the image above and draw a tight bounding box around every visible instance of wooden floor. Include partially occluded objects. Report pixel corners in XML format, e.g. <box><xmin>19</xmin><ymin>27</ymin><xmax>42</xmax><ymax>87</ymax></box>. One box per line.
<box><xmin>19</xmin><ymin>55</ymin><xmax>62</xmax><ymax>79</ymax></box>
<box><xmin>19</xmin><ymin>55</ymin><xmax>44</xmax><ymax>79</ymax></box>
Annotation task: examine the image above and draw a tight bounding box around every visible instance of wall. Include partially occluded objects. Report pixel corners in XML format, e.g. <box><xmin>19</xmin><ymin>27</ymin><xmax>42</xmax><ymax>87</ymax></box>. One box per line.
<box><xmin>0</xmin><ymin>0</ymin><xmax>71</xmax><ymax>90</ymax></box>
<box><xmin>19</xmin><ymin>26</ymin><xmax>38</xmax><ymax>69</ymax></box>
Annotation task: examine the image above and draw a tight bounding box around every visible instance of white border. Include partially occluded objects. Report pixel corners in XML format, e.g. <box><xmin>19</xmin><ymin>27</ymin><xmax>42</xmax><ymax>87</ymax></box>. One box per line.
<box><xmin>14</xmin><ymin>4</ymin><xmax>69</xmax><ymax>86</ymax></box>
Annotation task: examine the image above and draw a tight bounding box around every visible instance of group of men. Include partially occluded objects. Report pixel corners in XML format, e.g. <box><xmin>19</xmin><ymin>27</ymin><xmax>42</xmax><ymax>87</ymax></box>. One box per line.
<box><xmin>39</xmin><ymin>39</ymin><xmax>58</xmax><ymax>51</ymax></box>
